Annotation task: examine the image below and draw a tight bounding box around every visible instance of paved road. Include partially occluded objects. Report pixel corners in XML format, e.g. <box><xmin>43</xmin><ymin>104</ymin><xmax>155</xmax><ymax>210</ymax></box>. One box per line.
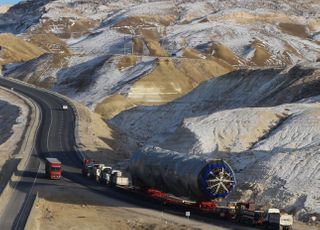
<box><xmin>0</xmin><ymin>77</ymin><xmax>257</xmax><ymax>230</ymax></box>
<box><xmin>0</xmin><ymin>77</ymin><xmax>81</xmax><ymax>229</ymax></box>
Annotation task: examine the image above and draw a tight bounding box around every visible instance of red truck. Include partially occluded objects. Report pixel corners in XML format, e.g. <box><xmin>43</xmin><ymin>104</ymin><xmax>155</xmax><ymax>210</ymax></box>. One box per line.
<box><xmin>45</xmin><ymin>158</ymin><xmax>62</xmax><ymax>180</ymax></box>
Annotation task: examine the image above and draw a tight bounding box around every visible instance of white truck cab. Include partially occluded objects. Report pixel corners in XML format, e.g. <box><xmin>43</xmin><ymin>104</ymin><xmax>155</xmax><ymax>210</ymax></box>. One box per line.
<box><xmin>110</xmin><ymin>170</ymin><xmax>129</xmax><ymax>186</ymax></box>
<box><xmin>101</xmin><ymin>167</ymin><xmax>113</xmax><ymax>184</ymax></box>
<box><xmin>280</xmin><ymin>213</ymin><xmax>293</xmax><ymax>230</ymax></box>
<box><xmin>93</xmin><ymin>164</ymin><xmax>106</xmax><ymax>181</ymax></box>
<box><xmin>265</xmin><ymin>209</ymin><xmax>293</xmax><ymax>230</ymax></box>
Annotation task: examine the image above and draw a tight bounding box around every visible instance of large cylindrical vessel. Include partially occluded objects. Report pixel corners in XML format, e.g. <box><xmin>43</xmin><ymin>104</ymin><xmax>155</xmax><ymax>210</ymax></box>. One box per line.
<box><xmin>129</xmin><ymin>146</ymin><xmax>236</xmax><ymax>200</ymax></box>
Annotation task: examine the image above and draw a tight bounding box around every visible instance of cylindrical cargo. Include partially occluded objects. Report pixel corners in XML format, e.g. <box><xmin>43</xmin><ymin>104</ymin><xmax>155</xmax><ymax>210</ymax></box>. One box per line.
<box><xmin>129</xmin><ymin>146</ymin><xmax>236</xmax><ymax>200</ymax></box>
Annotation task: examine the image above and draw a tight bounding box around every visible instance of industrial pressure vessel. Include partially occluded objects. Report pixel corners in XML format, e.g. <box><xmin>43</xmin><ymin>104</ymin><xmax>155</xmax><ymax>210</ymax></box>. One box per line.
<box><xmin>129</xmin><ymin>146</ymin><xmax>236</xmax><ymax>200</ymax></box>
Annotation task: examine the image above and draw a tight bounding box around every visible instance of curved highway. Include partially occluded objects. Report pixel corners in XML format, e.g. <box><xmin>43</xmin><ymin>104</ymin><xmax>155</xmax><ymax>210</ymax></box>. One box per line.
<box><xmin>0</xmin><ymin>77</ymin><xmax>81</xmax><ymax>229</ymax></box>
<box><xmin>0</xmin><ymin>77</ymin><xmax>256</xmax><ymax>230</ymax></box>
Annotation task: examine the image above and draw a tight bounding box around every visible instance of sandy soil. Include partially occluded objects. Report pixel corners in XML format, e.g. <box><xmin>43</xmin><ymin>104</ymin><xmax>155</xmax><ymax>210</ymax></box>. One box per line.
<box><xmin>29</xmin><ymin>199</ymin><xmax>200</xmax><ymax>230</ymax></box>
<box><xmin>26</xmin><ymin>179</ymin><xmax>230</xmax><ymax>230</ymax></box>
<box><xmin>25</xmin><ymin>177</ymin><xmax>315</xmax><ymax>230</ymax></box>
<box><xmin>0</xmin><ymin>88</ymin><xmax>29</xmax><ymax>169</ymax></box>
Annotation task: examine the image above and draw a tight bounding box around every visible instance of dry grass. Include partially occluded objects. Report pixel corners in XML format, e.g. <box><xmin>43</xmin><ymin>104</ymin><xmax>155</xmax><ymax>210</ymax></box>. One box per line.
<box><xmin>117</xmin><ymin>55</ymin><xmax>137</xmax><ymax>70</ymax></box>
<box><xmin>0</xmin><ymin>33</ymin><xmax>45</xmax><ymax>67</ymax></box>
<box><xmin>128</xmin><ymin>57</ymin><xmax>232</xmax><ymax>105</ymax></box>
<box><xmin>26</xmin><ymin>32</ymin><xmax>70</xmax><ymax>54</ymax></box>
<box><xmin>33</xmin><ymin>18</ymin><xmax>98</xmax><ymax>39</ymax></box>
<box><xmin>141</xmin><ymin>28</ymin><xmax>168</xmax><ymax>57</ymax></box>
<box><xmin>182</xmin><ymin>48</ymin><xmax>204</xmax><ymax>59</ymax></box>
<box><xmin>96</xmin><ymin>57</ymin><xmax>233</xmax><ymax>120</ymax></box>
<box><xmin>208</xmin><ymin>11</ymin><xmax>293</xmax><ymax>25</ymax></box>
<box><xmin>132</xmin><ymin>37</ymin><xmax>145</xmax><ymax>55</ymax></box>
<box><xmin>209</xmin><ymin>43</ymin><xmax>244</xmax><ymax>66</ymax></box>
<box><xmin>249</xmin><ymin>39</ymin><xmax>272</xmax><ymax>66</ymax></box>
<box><xmin>249</xmin><ymin>39</ymin><xmax>296</xmax><ymax>66</ymax></box>
<box><xmin>95</xmin><ymin>94</ymin><xmax>136</xmax><ymax>120</ymax></box>
<box><xmin>279</xmin><ymin>23</ymin><xmax>309</xmax><ymax>38</ymax></box>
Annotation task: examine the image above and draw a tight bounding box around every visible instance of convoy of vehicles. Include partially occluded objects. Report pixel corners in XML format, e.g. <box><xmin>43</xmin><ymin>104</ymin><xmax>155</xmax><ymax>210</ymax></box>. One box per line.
<box><xmin>45</xmin><ymin>157</ymin><xmax>62</xmax><ymax>180</ymax></box>
<box><xmin>81</xmin><ymin>158</ymin><xmax>294</xmax><ymax>230</ymax></box>
<box><xmin>43</xmin><ymin>156</ymin><xmax>294</xmax><ymax>229</ymax></box>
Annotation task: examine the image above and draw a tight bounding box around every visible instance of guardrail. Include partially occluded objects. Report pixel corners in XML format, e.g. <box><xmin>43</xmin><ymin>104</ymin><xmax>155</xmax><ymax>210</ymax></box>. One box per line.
<box><xmin>0</xmin><ymin>83</ymin><xmax>41</xmax><ymax>217</ymax></box>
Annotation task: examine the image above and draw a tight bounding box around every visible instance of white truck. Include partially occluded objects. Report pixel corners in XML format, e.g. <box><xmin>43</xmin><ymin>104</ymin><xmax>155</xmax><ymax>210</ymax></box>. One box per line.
<box><xmin>265</xmin><ymin>208</ymin><xmax>293</xmax><ymax>230</ymax></box>
<box><xmin>280</xmin><ymin>213</ymin><xmax>294</xmax><ymax>230</ymax></box>
<box><xmin>100</xmin><ymin>166</ymin><xmax>113</xmax><ymax>184</ymax></box>
<box><xmin>110</xmin><ymin>170</ymin><xmax>129</xmax><ymax>186</ymax></box>
<box><xmin>93</xmin><ymin>164</ymin><xmax>107</xmax><ymax>182</ymax></box>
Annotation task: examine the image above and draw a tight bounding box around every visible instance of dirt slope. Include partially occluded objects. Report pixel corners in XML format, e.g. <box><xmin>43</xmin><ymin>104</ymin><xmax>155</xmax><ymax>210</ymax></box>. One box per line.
<box><xmin>0</xmin><ymin>33</ymin><xmax>45</xmax><ymax>70</ymax></box>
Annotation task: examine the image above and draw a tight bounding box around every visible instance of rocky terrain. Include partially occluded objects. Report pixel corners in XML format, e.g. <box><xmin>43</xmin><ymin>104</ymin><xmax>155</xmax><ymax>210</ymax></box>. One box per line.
<box><xmin>0</xmin><ymin>0</ymin><xmax>319</xmax><ymax>221</ymax></box>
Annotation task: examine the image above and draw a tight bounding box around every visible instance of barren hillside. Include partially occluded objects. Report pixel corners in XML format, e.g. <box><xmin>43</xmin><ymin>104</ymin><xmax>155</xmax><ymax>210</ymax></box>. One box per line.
<box><xmin>0</xmin><ymin>0</ymin><xmax>319</xmax><ymax>221</ymax></box>
<box><xmin>0</xmin><ymin>6</ymin><xmax>10</xmax><ymax>14</ymax></box>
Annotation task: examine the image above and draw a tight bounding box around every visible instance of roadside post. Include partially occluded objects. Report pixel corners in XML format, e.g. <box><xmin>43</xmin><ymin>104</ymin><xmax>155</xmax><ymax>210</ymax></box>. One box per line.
<box><xmin>186</xmin><ymin>211</ymin><xmax>190</xmax><ymax>222</ymax></box>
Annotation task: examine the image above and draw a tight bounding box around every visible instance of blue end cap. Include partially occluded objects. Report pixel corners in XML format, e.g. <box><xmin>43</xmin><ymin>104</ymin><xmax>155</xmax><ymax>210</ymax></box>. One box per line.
<box><xmin>199</xmin><ymin>160</ymin><xmax>236</xmax><ymax>199</ymax></box>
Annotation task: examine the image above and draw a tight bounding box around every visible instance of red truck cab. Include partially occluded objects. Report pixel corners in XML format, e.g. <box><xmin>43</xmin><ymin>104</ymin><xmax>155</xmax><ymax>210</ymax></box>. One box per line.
<box><xmin>45</xmin><ymin>158</ymin><xmax>62</xmax><ymax>180</ymax></box>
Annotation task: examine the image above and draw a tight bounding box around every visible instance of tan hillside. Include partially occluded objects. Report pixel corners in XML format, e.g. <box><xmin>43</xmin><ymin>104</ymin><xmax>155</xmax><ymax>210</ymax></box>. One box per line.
<box><xmin>0</xmin><ymin>5</ymin><xmax>10</xmax><ymax>13</ymax></box>
<box><xmin>0</xmin><ymin>33</ymin><xmax>45</xmax><ymax>68</ymax></box>
<box><xmin>249</xmin><ymin>39</ymin><xmax>272</xmax><ymax>66</ymax></box>
<box><xmin>95</xmin><ymin>94</ymin><xmax>136</xmax><ymax>121</ymax></box>
<box><xmin>279</xmin><ymin>23</ymin><xmax>309</xmax><ymax>38</ymax></box>
<box><xmin>208</xmin><ymin>11</ymin><xmax>294</xmax><ymax>25</ymax></box>
<box><xmin>34</xmin><ymin>18</ymin><xmax>99</xmax><ymax>39</ymax></box>
<box><xmin>117</xmin><ymin>55</ymin><xmax>137</xmax><ymax>70</ymax></box>
<box><xmin>95</xmin><ymin>57</ymin><xmax>233</xmax><ymax>120</ymax></box>
<box><xmin>209</xmin><ymin>43</ymin><xmax>245</xmax><ymax>66</ymax></box>
<box><xmin>27</xmin><ymin>32</ymin><xmax>70</xmax><ymax>54</ymax></box>
<box><xmin>141</xmin><ymin>28</ymin><xmax>168</xmax><ymax>57</ymax></box>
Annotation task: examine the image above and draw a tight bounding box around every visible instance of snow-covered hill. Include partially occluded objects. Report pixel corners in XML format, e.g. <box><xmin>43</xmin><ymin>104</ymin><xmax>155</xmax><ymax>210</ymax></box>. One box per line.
<box><xmin>110</xmin><ymin>63</ymin><xmax>320</xmax><ymax>218</ymax></box>
<box><xmin>0</xmin><ymin>0</ymin><xmax>320</xmax><ymax>220</ymax></box>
